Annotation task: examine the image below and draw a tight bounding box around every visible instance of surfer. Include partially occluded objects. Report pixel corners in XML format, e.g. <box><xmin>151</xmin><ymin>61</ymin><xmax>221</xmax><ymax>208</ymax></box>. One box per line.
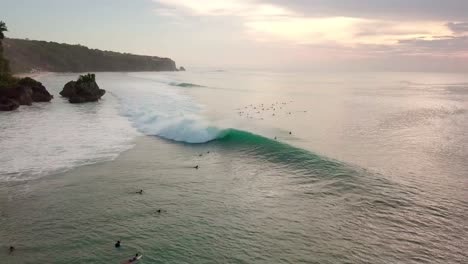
<box><xmin>194</xmin><ymin>165</ymin><xmax>199</xmax><ymax>169</ymax></box>
<box><xmin>9</xmin><ymin>246</ymin><xmax>14</xmax><ymax>254</ymax></box>
<box><xmin>157</xmin><ymin>209</ymin><xmax>161</xmax><ymax>213</ymax></box>
<box><xmin>115</xmin><ymin>240</ymin><xmax>121</xmax><ymax>248</ymax></box>
<box><xmin>136</xmin><ymin>190</ymin><xmax>143</xmax><ymax>194</ymax></box>
<box><xmin>123</xmin><ymin>253</ymin><xmax>142</xmax><ymax>263</ymax></box>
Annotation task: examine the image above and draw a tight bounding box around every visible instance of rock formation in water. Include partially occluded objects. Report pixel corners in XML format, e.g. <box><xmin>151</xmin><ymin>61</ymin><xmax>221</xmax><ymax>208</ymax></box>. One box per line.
<box><xmin>179</xmin><ymin>66</ymin><xmax>186</xmax><ymax>71</ymax></box>
<box><xmin>18</xmin><ymin>77</ymin><xmax>53</xmax><ymax>102</ymax></box>
<box><xmin>0</xmin><ymin>77</ymin><xmax>53</xmax><ymax>111</ymax></box>
<box><xmin>60</xmin><ymin>73</ymin><xmax>106</xmax><ymax>103</ymax></box>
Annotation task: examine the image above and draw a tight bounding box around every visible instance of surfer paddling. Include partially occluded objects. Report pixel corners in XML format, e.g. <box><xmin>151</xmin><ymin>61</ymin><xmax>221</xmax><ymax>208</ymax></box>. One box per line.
<box><xmin>123</xmin><ymin>253</ymin><xmax>142</xmax><ymax>263</ymax></box>
<box><xmin>131</xmin><ymin>253</ymin><xmax>139</xmax><ymax>261</ymax></box>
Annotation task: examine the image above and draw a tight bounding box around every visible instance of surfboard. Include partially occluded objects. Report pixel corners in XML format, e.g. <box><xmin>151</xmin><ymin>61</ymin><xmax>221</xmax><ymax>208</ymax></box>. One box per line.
<box><xmin>122</xmin><ymin>255</ymin><xmax>142</xmax><ymax>264</ymax></box>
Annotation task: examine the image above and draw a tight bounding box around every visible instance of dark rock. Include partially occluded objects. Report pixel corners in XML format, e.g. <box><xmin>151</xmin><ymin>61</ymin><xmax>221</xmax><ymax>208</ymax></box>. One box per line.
<box><xmin>60</xmin><ymin>81</ymin><xmax>77</xmax><ymax>98</ymax></box>
<box><xmin>179</xmin><ymin>66</ymin><xmax>186</xmax><ymax>71</ymax></box>
<box><xmin>0</xmin><ymin>77</ymin><xmax>53</xmax><ymax>111</ymax></box>
<box><xmin>0</xmin><ymin>85</ymin><xmax>32</xmax><ymax>105</ymax></box>
<box><xmin>16</xmin><ymin>86</ymin><xmax>33</xmax><ymax>105</ymax></box>
<box><xmin>60</xmin><ymin>74</ymin><xmax>106</xmax><ymax>103</ymax></box>
<box><xmin>69</xmin><ymin>96</ymin><xmax>87</xmax><ymax>104</ymax></box>
<box><xmin>18</xmin><ymin>77</ymin><xmax>53</xmax><ymax>102</ymax></box>
<box><xmin>0</xmin><ymin>96</ymin><xmax>19</xmax><ymax>111</ymax></box>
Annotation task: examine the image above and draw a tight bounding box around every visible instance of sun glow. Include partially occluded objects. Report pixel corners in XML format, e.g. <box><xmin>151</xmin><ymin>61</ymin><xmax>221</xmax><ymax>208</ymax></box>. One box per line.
<box><xmin>246</xmin><ymin>17</ymin><xmax>453</xmax><ymax>46</ymax></box>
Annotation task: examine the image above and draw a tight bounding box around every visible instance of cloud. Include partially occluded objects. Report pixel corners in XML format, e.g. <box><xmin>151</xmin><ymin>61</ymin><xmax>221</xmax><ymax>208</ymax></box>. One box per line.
<box><xmin>151</xmin><ymin>0</ymin><xmax>468</xmax><ymax>60</ymax></box>
<box><xmin>245</xmin><ymin>17</ymin><xmax>366</xmax><ymax>45</ymax></box>
<box><xmin>153</xmin><ymin>0</ymin><xmax>292</xmax><ymax>18</ymax></box>
<box><xmin>447</xmin><ymin>22</ymin><xmax>468</xmax><ymax>33</ymax></box>
<box><xmin>154</xmin><ymin>0</ymin><xmax>249</xmax><ymax>16</ymax></box>
<box><xmin>398</xmin><ymin>36</ymin><xmax>468</xmax><ymax>54</ymax></box>
<box><xmin>266</xmin><ymin>0</ymin><xmax>468</xmax><ymax>21</ymax></box>
<box><xmin>154</xmin><ymin>7</ymin><xmax>180</xmax><ymax>17</ymax></box>
<box><xmin>153</xmin><ymin>0</ymin><xmax>468</xmax><ymax>21</ymax></box>
<box><xmin>246</xmin><ymin>17</ymin><xmax>452</xmax><ymax>45</ymax></box>
<box><xmin>153</xmin><ymin>0</ymin><xmax>453</xmax><ymax>44</ymax></box>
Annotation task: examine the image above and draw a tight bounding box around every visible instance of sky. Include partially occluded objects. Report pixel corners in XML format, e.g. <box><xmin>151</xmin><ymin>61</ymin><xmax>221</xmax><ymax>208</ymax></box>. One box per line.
<box><xmin>1</xmin><ymin>0</ymin><xmax>468</xmax><ymax>71</ymax></box>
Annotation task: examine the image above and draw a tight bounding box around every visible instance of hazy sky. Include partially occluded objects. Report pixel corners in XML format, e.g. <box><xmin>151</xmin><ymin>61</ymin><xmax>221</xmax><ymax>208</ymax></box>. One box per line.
<box><xmin>1</xmin><ymin>0</ymin><xmax>468</xmax><ymax>71</ymax></box>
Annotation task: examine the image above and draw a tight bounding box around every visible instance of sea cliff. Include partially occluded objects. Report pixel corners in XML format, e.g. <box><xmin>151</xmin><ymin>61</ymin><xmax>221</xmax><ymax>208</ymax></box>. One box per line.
<box><xmin>3</xmin><ymin>38</ymin><xmax>179</xmax><ymax>73</ymax></box>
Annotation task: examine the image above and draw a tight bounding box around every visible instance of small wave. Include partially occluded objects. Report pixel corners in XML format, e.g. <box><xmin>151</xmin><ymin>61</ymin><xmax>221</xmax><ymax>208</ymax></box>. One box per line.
<box><xmin>169</xmin><ymin>82</ymin><xmax>205</xmax><ymax>88</ymax></box>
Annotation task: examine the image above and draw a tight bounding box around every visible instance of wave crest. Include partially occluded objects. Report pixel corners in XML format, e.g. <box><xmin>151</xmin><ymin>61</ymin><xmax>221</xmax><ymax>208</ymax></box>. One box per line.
<box><xmin>139</xmin><ymin>116</ymin><xmax>222</xmax><ymax>143</ymax></box>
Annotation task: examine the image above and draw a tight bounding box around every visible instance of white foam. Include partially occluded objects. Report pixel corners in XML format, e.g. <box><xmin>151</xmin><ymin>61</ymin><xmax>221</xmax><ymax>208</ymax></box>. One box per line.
<box><xmin>0</xmin><ymin>74</ymin><xmax>139</xmax><ymax>181</ymax></box>
<box><xmin>109</xmin><ymin>73</ymin><xmax>221</xmax><ymax>144</ymax></box>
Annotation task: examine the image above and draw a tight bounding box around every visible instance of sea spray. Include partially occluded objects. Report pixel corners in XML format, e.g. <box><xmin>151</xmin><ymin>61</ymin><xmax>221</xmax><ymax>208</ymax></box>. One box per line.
<box><xmin>110</xmin><ymin>74</ymin><xmax>222</xmax><ymax>143</ymax></box>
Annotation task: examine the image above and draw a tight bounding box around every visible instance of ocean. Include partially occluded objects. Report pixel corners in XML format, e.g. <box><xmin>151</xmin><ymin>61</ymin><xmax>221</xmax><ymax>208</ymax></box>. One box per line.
<box><xmin>0</xmin><ymin>70</ymin><xmax>467</xmax><ymax>263</ymax></box>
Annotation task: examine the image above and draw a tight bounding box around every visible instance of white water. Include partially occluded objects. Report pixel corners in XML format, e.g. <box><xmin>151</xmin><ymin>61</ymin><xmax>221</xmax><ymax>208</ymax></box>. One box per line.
<box><xmin>104</xmin><ymin>73</ymin><xmax>221</xmax><ymax>143</ymax></box>
<box><xmin>0</xmin><ymin>74</ymin><xmax>140</xmax><ymax>181</ymax></box>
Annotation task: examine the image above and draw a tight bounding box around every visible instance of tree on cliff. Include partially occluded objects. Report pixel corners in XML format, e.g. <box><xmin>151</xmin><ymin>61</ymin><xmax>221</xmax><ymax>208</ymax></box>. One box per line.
<box><xmin>0</xmin><ymin>21</ymin><xmax>7</xmax><ymax>40</ymax></box>
<box><xmin>0</xmin><ymin>21</ymin><xmax>12</xmax><ymax>85</ymax></box>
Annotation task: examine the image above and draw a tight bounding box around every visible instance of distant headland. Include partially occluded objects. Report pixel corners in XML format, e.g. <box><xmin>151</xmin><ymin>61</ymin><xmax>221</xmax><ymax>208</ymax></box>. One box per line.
<box><xmin>3</xmin><ymin>38</ymin><xmax>183</xmax><ymax>74</ymax></box>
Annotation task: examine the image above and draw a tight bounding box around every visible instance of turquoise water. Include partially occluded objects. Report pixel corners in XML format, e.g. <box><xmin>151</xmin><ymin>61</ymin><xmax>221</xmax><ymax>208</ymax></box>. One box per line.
<box><xmin>0</xmin><ymin>71</ymin><xmax>467</xmax><ymax>263</ymax></box>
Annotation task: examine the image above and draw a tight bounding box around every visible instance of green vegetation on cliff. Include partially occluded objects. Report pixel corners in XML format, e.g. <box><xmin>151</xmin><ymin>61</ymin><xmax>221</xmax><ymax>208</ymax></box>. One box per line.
<box><xmin>3</xmin><ymin>38</ymin><xmax>178</xmax><ymax>73</ymax></box>
<box><xmin>0</xmin><ymin>21</ymin><xmax>16</xmax><ymax>88</ymax></box>
<box><xmin>0</xmin><ymin>21</ymin><xmax>6</xmax><ymax>39</ymax></box>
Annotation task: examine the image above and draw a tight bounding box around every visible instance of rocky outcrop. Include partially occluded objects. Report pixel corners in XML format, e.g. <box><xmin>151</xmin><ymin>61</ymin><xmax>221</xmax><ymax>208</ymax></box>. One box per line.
<box><xmin>179</xmin><ymin>66</ymin><xmax>186</xmax><ymax>71</ymax></box>
<box><xmin>60</xmin><ymin>74</ymin><xmax>106</xmax><ymax>103</ymax></box>
<box><xmin>0</xmin><ymin>96</ymin><xmax>19</xmax><ymax>111</ymax></box>
<box><xmin>18</xmin><ymin>77</ymin><xmax>53</xmax><ymax>102</ymax></box>
<box><xmin>14</xmin><ymin>86</ymin><xmax>33</xmax><ymax>105</ymax></box>
<box><xmin>0</xmin><ymin>77</ymin><xmax>53</xmax><ymax>111</ymax></box>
